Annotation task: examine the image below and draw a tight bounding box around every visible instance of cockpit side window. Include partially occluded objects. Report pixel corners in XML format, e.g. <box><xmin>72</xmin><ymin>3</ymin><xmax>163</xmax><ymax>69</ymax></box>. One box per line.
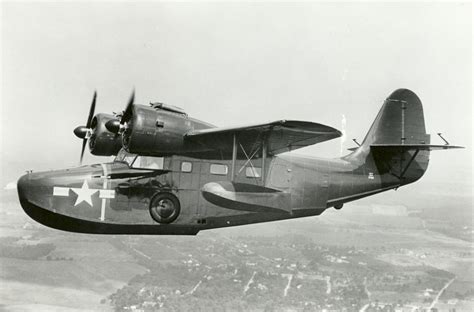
<box><xmin>115</xmin><ymin>149</ymin><xmax>165</xmax><ymax>170</ymax></box>
<box><xmin>114</xmin><ymin>149</ymin><xmax>137</xmax><ymax>166</ymax></box>
<box><xmin>124</xmin><ymin>155</ymin><xmax>138</xmax><ymax>166</ymax></box>
<box><xmin>132</xmin><ymin>156</ymin><xmax>164</xmax><ymax>170</ymax></box>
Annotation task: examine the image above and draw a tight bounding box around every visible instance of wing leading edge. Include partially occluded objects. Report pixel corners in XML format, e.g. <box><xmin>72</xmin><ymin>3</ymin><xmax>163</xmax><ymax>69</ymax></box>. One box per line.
<box><xmin>185</xmin><ymin>120</ymin><xmax>341</xmax><ymax>157</ymax></box>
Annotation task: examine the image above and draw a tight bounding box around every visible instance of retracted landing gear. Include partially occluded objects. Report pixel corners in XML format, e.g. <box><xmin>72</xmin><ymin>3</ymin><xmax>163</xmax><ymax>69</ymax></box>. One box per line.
<box><xmin>149</xmin><ymin>192</ymin><xmax>181</xmax><ymax>224</ymax></box>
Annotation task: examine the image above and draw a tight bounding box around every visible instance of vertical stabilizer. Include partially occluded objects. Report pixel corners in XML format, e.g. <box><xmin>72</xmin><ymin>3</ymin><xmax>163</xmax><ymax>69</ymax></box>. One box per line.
<box><xmin>361</xmin><ymin>89</ymin><xmax>430</xmax><ymax>147</ymax></box>
<box><xmin>347</xmin><ymin>89</ymin><xmax>431</xmax><ymax>184</ymax></box>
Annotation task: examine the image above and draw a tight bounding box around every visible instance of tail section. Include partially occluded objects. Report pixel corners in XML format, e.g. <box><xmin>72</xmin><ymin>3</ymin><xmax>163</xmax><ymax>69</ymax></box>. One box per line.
<box><xmin>348</xmin><ymin>89</ymin><xmax>462</xmax><ymax>185</ymax></box>
<box><xmin>349</xmin><ymin>89</ymin><xmax>431</xmax><ymax>184</ymax></box>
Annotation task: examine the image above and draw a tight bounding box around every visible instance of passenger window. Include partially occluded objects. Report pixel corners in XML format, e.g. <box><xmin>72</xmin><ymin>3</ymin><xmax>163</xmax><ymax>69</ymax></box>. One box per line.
<box><xmin>181</xmin><ymin>162</ymin><xmax>192</xmax><ymax>172</ymax></box>
<box><xmin>210</xmin><ymin>164</ymin><xmax>228</xmax><ymax>175</ymax></box>
<box><xmin>246</xmin><ymin>167</ymin><xmax>261</xmax><ymax>178</ymax></box>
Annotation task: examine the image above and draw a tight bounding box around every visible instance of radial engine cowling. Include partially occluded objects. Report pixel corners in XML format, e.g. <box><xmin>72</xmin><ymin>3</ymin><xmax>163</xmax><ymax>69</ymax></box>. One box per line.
<box><xmin>122</xmin><ymin>104</ymin><xmax>194</xmax><ymax>156</ymax></box>
<box><xmin>88</xmin><ymin>113</ymin><xmax>123</xmax><ymax>156</ymax></box>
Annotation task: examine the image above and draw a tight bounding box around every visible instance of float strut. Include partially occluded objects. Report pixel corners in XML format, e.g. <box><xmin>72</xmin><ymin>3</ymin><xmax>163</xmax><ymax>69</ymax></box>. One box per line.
<box><xmin>231</xmin><ymin>133</ymin><xmax>237</xmax><ymax>182</ymax></box>
<box><xmin>261</xmin><ymin>139</ymin><xmax>267</xmax><ymax>185</ymax></box>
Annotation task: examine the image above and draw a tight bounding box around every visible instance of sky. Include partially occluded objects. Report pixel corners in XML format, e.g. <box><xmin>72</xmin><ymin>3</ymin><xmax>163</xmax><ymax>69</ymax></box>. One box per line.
<box><xmin>1</xmin><ymin>2</ymin><xmax>472</xmax><ymax>195</ymax></box>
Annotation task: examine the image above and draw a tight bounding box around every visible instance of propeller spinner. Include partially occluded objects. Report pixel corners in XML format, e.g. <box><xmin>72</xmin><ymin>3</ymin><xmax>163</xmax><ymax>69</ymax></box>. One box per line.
<box><xmin>105</xmin><ymin>89</ymin><xmax>135</xmax><ymax>134</ymax></box>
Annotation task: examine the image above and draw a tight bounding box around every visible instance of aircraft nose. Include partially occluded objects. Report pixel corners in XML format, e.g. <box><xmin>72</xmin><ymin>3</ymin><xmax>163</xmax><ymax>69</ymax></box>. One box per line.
<box><xmin>16</xmin><ymin>165</ymin><xmax>110</xmax><ymax>229</ymax></box>
<box><xmin>17</xmin><ymin>169</ymin><xmax>75</xmax><ymax>216</ymax></box>
<box><xmin>17</xmin><ymin>172</ymin><xmax>46</xmax><ymax>223</ymax></box>
<box><xmin>17</xmin><ymin>173</ymin><xmax>31</xmax><ymax>204</ymax></box>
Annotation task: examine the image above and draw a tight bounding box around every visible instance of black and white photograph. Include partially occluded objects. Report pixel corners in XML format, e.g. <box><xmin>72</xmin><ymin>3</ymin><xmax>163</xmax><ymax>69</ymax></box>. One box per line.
<box><xmin>1</xmin><ymin>1</ymin><xmax>472</xmax><ymax>311</ymax></box>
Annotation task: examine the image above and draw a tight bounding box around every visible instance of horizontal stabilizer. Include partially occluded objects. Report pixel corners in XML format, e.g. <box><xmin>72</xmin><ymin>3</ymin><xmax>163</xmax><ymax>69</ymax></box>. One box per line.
<box><xmin>371</xmin><ymin>144</ymin><xmax>464</xmax><ymax>151</ymax></box>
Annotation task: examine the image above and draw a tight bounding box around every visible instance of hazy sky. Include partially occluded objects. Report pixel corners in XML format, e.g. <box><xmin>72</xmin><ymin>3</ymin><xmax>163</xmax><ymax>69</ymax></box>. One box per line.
<box><xmin>1</xmin><ymin>2</ymin><xmax>472</xmax><ymax>192</ymax></box>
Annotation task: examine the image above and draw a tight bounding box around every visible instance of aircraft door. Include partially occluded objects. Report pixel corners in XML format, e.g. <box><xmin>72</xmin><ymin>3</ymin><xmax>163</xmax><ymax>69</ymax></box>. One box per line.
<box><xmin>315</xmin><ymin>173</ymin><xmax>329</xmax><ymax>208</ymax></box>
<box><xmin>267</xmin><ymin>163</ymin><xmax>290</xmax><ymax>191</ymax></box>
<box><xmin>176</xmin><ymin>160</ymin><xmax>201</xmax><ymax>218</ymax></box>
<box><xmin>303</xmin><ymin>170</ymin><xmax>329</xmax><ymax>209</ymax></box>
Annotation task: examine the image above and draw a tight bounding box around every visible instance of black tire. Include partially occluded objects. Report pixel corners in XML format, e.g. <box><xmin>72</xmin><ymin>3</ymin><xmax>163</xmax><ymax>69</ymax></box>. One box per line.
<box><xmin>149</xmin><ymin>193</ymin><xmax>181</xmax><ymax>224</ymax></box>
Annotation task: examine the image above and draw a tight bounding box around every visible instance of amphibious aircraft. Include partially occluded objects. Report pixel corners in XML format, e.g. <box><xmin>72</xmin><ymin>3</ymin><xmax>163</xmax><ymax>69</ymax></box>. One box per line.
<box><xmin>17</xmin><ymin>89</ymin><xmax>462</xmax><ymax>235</ymax></box>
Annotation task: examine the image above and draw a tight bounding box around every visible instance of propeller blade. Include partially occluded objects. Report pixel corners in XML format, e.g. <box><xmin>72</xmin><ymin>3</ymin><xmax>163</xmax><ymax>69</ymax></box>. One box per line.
<box><xmin>120</xmin><ymin>89</ymin><xmax>135</xmax><ymax>124</ymax></box>
<box><xmin>77</xmin><ymin>91</ymin><xmax>97</xmax><ymax>164</ymax></box>
<box><xmin>86</xmin><ymin>91</ymin><xmax>97</xmax><ymax>128</ymax></box>
<box><xmin>80</xmin><ymin>138</ymin><xmax>87</xmax><ymax>165</ymax></box>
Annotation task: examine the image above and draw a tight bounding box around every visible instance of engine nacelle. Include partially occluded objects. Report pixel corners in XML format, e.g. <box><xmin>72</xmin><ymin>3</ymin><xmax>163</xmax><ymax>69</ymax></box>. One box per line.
<box><xmin>121</xmin><ymin>104</ymin><xmax>211</xmax><ymax>156</ymax></box>
<box><xmin>88</xmin><ymin>113</ymin><xmax>123</xmax><ymax>156</ymax></box>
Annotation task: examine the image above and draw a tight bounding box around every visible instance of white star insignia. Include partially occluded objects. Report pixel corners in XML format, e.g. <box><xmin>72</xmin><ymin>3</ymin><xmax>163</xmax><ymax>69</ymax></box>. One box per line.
<box><xmin>70</xmin><ymin>180</ymin><xmax>98</xmax><ymax>207</ymax></box>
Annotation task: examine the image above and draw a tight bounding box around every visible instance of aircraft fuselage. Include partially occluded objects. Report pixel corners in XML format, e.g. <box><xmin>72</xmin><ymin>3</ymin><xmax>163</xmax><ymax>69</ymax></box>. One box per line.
<box><xmin>17</xmin><ymin>145</ymin><xmax>428</xmax><ymax>235</ymax></box>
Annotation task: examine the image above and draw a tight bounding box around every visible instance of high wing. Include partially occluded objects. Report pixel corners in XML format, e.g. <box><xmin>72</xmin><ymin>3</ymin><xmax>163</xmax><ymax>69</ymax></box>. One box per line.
<box><xmin>185</xmin><ymin>120</ymin><xmax>341</xmax><ymax>156</ymax></box>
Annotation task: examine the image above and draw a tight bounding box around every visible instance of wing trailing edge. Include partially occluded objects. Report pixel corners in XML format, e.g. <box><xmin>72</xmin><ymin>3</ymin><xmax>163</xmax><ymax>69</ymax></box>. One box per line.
<box><xmin>370</xmin><ymin>144</ymin><xmax>464</xmax><ymax>151</ymax></box>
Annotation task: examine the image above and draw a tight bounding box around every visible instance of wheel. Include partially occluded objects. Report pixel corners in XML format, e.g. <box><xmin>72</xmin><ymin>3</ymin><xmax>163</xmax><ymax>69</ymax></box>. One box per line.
<box><xmin>149</xmin><ymin>193</ymin><xmax>180</xmax><ymax>224</ymax></box>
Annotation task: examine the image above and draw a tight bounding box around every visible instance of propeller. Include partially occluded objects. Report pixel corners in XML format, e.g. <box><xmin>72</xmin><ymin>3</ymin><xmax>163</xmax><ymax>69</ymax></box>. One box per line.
<box><xmin>73</xmin><ymin>91</ymin><xmax>97</xmax><ymax>164</ymax></box>
<box><xmin>121</xmin><ymin>89</ymin><xmax>135</xmax><ymax>124</ymax></box>
<box><xmin>74</xmin><ymin>90</ymin><xmax>134</xmax><ymax>163</ymax></box>
<box><xmin>105</xmin><ymin>89</ymin><xmax>135</xmax><ymax>134</ymax></box>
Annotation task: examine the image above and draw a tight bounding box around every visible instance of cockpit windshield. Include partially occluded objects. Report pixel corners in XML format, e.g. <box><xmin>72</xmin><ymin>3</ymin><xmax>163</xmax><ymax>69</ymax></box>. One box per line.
<box><xmin>132</xmin><ymin>156</ymin><xmax>164</xmax><ymax>169</ymax></box>
<box><xmin>114</xmin><ymin>149</ymin><xmax>164</xmax><ymax>170</ymax></box>
<box><xmin>114</xmin><ymin>149</ymin><xmax>137</xmax><ymax>166</ymax></box>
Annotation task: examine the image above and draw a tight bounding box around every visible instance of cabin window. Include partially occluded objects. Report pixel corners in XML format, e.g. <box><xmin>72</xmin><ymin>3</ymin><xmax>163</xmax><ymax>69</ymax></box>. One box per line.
<box><xmin>210</xmin><ymin>164</ymin><xmax>228</xmax><ymax>175</ymax></box>
<box><xmin>245</xmin><ymin>167</ymin><xmax>261</xmax><ymax>178</ymax></box>
<box><xmin>181</xmin><ymin>161</ymin><xmax>193</xmax><ymax>172</ymax></box>
<box><xmin>132</xmin><ymin>156</ymin><xmax>164</xmax><ymax>170</ymax></box>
